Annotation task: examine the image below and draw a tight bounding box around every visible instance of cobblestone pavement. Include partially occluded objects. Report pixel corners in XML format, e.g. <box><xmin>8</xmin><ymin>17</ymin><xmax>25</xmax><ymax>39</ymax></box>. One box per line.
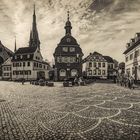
<box><xmin>0</xmin><ymin>81</ymin><xmax>140</xmax><ymax>140</ymax></box>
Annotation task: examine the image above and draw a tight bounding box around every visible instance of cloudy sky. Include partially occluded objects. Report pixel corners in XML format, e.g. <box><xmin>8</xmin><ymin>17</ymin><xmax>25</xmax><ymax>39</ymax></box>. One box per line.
<box><xmin>0</xmin><ymin>0</ymin><xmax>140</xmax><ymax>63</ymax></box>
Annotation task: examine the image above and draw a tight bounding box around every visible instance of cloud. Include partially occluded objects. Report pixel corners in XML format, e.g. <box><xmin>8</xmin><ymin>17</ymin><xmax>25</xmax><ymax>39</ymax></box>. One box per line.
<box><xmin>0</xmin><ymin>0</ymin><xmax>140</xmax><ymax>63</ymax></box>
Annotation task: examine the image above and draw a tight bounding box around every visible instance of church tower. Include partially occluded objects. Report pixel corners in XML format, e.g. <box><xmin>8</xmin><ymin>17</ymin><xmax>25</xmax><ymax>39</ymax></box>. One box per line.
<box><xmin>54</xmin><ymin>11</ymin><xmax>83</xmax><ymax>81</ymax></box>
<box><xmin>29</xmin><ymin>5</ymin><xmax>40</xmax><ymax>49</ymax></box>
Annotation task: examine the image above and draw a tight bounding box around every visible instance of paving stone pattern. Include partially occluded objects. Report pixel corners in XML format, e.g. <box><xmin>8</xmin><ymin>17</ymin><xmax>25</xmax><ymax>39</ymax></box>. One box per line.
<box><xmin>0</xmin><ymin>81</ymin><xmax>140</xmax><ymax>140</ymax></box>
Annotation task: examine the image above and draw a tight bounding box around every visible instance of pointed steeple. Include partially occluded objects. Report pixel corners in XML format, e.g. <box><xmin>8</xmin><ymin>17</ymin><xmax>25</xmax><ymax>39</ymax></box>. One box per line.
<box><xmin>14</xmin><ymin>37</ymin><xmax>17</xmax><ymax>52</ymax></box>
<box><xmin>65</xmin><ymin>11</ymin><xmax>72</xmax><ymax>35</ymax></box>
<box><xmin>29</xmin><ymin>30</ymin><xmax>32</xmax><ymax>47</ymax></box>
<box><xmin>34</xmin><ymin>4</ymin><xmax>36</xmax><ymax>16</ymax></box>
<box><xmin>29</xmin><ymin>4</ymin><xmax>40</xmax><ymax>49</ymax></box>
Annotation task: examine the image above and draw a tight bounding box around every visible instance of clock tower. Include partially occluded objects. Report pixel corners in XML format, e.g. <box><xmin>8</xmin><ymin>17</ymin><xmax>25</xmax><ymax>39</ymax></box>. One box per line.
<box><xmin>54</xmin><ymin>11</ymin><xmax>83</xmax><ymax>81</ymax></box>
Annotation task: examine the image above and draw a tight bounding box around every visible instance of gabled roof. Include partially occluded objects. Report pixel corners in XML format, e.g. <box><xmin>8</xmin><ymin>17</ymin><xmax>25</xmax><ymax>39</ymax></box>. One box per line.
<box><xmin>12</xmin><ymin>47</ymin><xmax>37</xmax><ymax>62</ymax></box>
<box><xmin>12</xmin><ymin>54</ymin><xmax>34</xmax><ymax>62</ymax></box>
<box><xmin>0</xmin><ymin>41</ymin><xmax>14</xmax><ymax>57</ymax></box>
<box><xmin>92</xmin><ymin>51</ymin><xmax>102</xmax><ymax>56</ymax></box>
<box><xmin>15</xmin><ymin>47</ymin><xmax>37</xmax><ymax>55</ymax></box>
<box><xmin>83</xmin><ymin>51</ymin><xmax>106</xmax><ymax>63</ymax></box>
<box><xmin>103</xmin><ymin>56</ymin><xmax>114</xmax><ymax>63</ymax></box>
<box><xmin>2</xmin><ymin>57</ymin><xmax>12</xmax><ymax>66</ymax></box>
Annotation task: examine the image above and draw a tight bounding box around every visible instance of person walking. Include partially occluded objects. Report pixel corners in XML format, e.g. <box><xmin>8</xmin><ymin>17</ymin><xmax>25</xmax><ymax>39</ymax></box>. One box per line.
<box><xmin>22</xmin><ymin>79</ymin><xmax>25</xmax><ymax>85</ymax></box>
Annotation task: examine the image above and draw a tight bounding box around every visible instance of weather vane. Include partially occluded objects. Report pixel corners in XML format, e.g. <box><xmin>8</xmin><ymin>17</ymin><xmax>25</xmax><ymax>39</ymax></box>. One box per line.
<box><xmin>67</xmin><ymin>10</ymin><xmax>70</xmax><ymax>21</ymax></box>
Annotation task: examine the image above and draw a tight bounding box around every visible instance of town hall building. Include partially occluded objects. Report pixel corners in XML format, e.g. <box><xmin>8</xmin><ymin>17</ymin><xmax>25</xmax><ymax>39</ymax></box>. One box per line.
<box><xmin>53</xmin><ymin>12</ymin><xmax>83</xmax><ymax>81</ymax></box>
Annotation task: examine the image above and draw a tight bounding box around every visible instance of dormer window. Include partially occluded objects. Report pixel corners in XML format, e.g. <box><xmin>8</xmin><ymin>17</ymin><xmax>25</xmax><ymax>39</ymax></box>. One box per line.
<box><xmin>67</xmin><ymin>38</ymin><xmax>71</xmax><ymax>42</ymax></box>
<box><xmin>62</xmin><ymin>47</ymin><xmax>68</xmax><ymax>52</ymax></box>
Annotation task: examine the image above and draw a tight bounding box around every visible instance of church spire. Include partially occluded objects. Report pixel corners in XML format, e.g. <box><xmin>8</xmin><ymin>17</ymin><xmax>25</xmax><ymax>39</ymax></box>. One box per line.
<box><xmin>29</xmin><ymin>4</ymin><xmax>40</xmax><ymax>49</ymax></box>
<box><xmin>34</xmin><ymin>4</ymin><xmax>36</xmax><ymax>16</ymax></box>
<box><xmin>65</xmin><ymin>11</ymin><xmax>72</xmax><ymax>35</ymax></box>
<box><xmin>14</xmin><ymin>37</ymin><xmax>17</xmax><ymax>52</ymax></box>
<box><xmin>29</xmin><ymin>30</ymin><xmax>32</xmax><ymax>47</ymax></box>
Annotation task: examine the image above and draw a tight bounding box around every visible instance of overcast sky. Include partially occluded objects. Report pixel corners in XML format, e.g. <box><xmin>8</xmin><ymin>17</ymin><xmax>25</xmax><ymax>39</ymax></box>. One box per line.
<box><xmin>0</xmin><ymin>0</ymin><xmax>140</xmax><ymax>63</ymax></box>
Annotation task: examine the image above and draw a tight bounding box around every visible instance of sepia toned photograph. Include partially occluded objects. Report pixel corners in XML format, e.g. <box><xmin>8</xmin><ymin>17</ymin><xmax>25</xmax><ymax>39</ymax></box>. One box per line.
<box><xmin>0</xmin><ymin>0</ymin><xmax>140</xmax><ymax>139</ymax></box>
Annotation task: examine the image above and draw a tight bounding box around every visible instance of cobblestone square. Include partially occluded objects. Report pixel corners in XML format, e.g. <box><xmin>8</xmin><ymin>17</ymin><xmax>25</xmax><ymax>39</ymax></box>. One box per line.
<box><xmin>0</xmin><ymin>81</ymin><xmax>140</xmax><ymax>140</ymax></box>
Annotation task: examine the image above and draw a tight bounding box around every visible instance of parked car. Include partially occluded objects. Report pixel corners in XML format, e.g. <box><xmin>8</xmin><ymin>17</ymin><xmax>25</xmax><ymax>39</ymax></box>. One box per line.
<box><xmin>63</xmin><ymin>78</ymin><xmax>73</xmax><ymax>87</ymax></box>
<box><xmin>39</xmin><ymin>79</ymin><xmax>45</xmax><ymax>86</ymax></box>
<box><xmin>47</xmin><ymin>82</ymin><xmax>54</xmax><ymax>87</ymax></box>
<box><xmin>14</xmin><ymin>78</ymin><xmax>25</xmax><ymax>82</ymax></box>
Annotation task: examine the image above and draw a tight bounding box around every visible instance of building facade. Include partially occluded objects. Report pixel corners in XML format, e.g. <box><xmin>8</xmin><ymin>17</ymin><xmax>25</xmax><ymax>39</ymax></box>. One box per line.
<box><xmin>0</xmin><ymin>41</ymin><xmax>13</xmax><ymax>78</ymax></box>
<box><xmin>54</xmin><ymin>12</ymin><xmax>83</xmax><ymax>81</ymax></box>
<box><xmin>83</xmin><ymin>52</ymin><xmax>108</xmax><ymax>79</ymax></box>
<box><xmin>123</xmin><ymin>33</ymin><xmax>140</xmax><ymax>81</ymax></box>
<box><xmin>83</xmin><ymin>52</ymin><xmax>117</xmax><ymax>79</ymax></box>
<box><xmin>2</xmin><ymin>57</ymin><xmax>12</xmax><ymax>80</ymax></box>
<box><xmin>103</xmin><ymin>56</ymin><xmax>116</xmax><ymax>79</ymax></box>
<box><xmin>11</xmin><ymin>5</ymin><xmax>50</xmax><ymax>81</ymax></box>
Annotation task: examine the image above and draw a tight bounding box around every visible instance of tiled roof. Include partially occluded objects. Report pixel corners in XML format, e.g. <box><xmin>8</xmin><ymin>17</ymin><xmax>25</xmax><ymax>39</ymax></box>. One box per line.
<box><xmin>58</xmin><ymin>34</ymin><xmax>78</xmax><ymax>45</ymax></box>
<box><xmin>103</xmin><ymin>56</ymin><xmax>114</xmax><ymax>63</ymax></box>
<box><xmin>83</xmin><ymin>51</ymin><xmax>107</xmax><ymax>63</ymax></box>
<box><xmin>15</xmin><ymin>47</ymin><xmax>37</xmax><ymax>54</ymax></box>
<box><xmin>54</xmin><ymin>35</ymin><xmax>83</xmax><ymax>56</ymax></box>
<box><xmin>11</xmin><ymin>54</ymin><xmax>34</xmax><ymax>62</ymax></box>
<box><xmin>0</xmin><ymin>41</ymin><xmax>14</xmax><ymax>56</ymax></box>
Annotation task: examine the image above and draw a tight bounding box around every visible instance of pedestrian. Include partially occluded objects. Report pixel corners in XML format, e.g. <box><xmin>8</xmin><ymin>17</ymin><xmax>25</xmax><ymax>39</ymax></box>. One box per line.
<box><xmin>22</xmin><ymin>79</ymin><xmax>25</xmax><ymax>85</ymax></box>
<box><xmin>74</xmin><ymin>76</ymin><xmax>79</xmax><ymax>86</ymax></box>
<box><xmin>130</xmin><ymin>76</ymin><xmax>135</xmax><ymax>89</ymax></box>
<box><xmin>128</xmin><ymin>76</ymin><xmax>133</xmax><ymax>89</ymax></box>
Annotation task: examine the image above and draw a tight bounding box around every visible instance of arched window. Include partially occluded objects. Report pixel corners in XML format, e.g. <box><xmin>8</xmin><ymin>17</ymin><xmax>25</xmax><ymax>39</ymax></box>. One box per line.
<box><xmin>59</xmin><ymin>69</ymin><xmax>66</xmax><ymax>77</ymax></box>
<box><xmin>71</xmin><ymin>69</ymin><xmax>78</xmax><ymax>77</ymax></box>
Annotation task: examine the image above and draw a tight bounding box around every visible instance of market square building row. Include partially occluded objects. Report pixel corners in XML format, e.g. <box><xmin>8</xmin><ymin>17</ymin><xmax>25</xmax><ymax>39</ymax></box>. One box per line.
<box><xmin>0</xmin><ymin>5</ymin><xmax>118</xmax><ymax>81</ymax></box>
